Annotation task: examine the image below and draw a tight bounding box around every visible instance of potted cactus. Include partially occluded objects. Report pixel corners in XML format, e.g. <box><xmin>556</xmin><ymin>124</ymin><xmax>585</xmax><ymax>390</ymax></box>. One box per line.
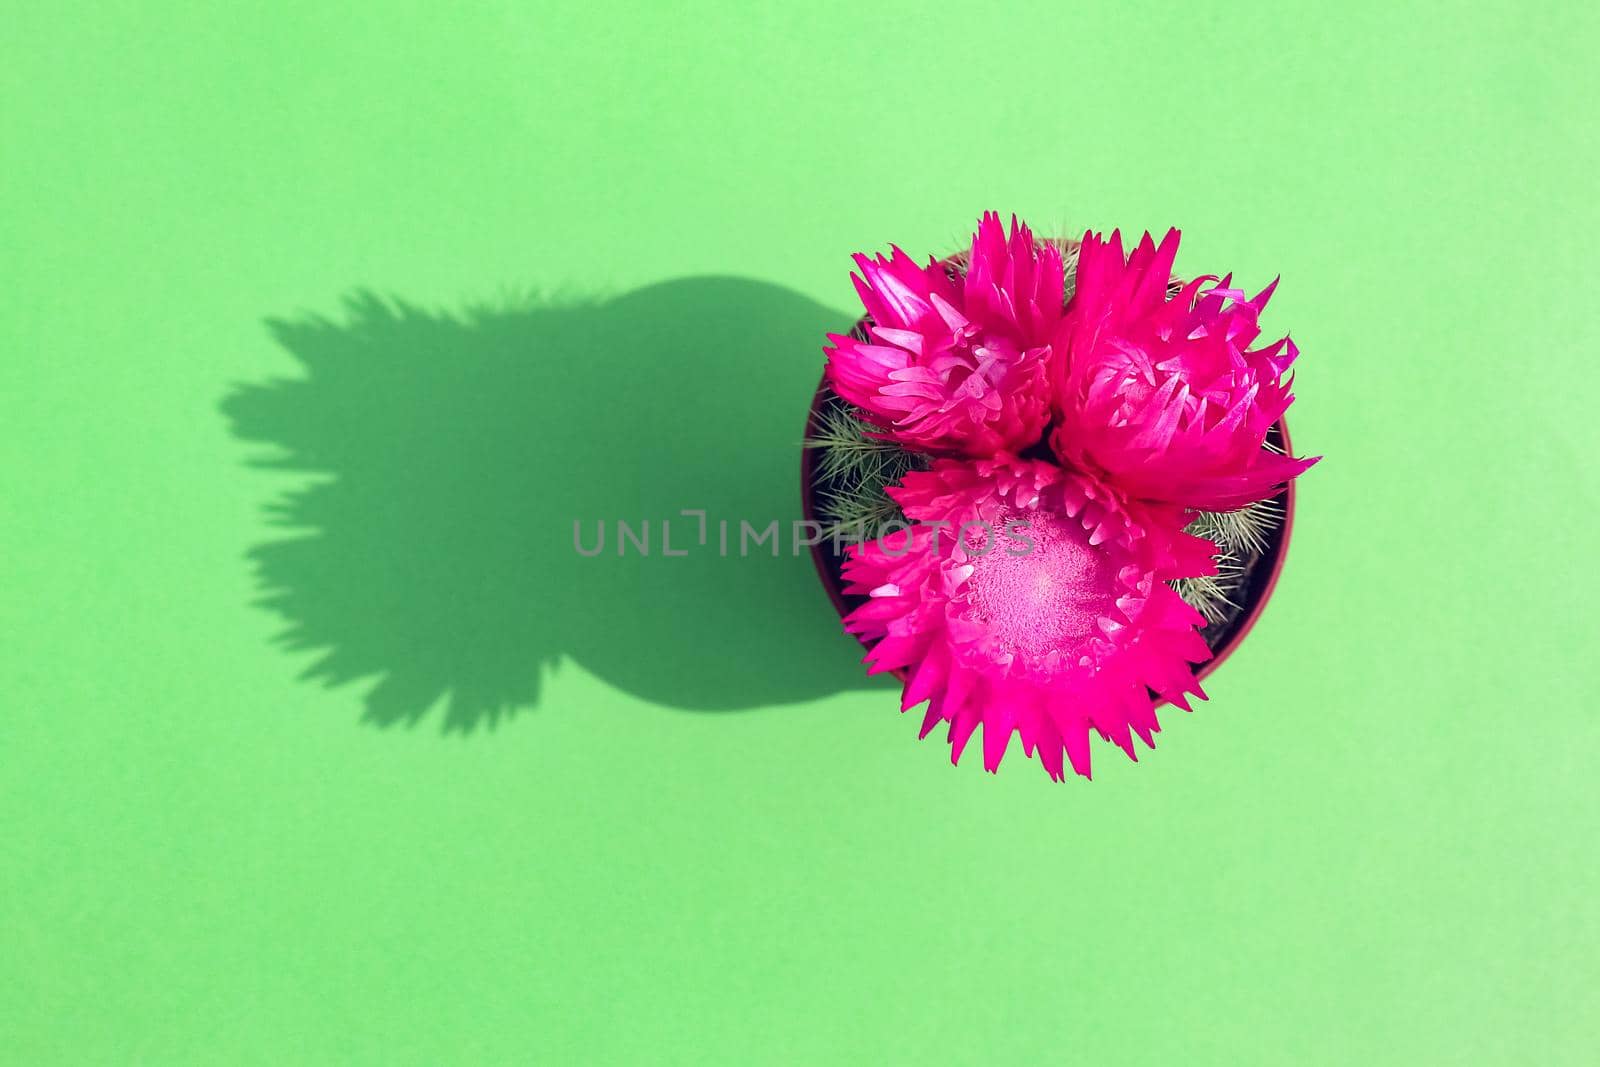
<box><xmin>801</xmin><ymin>214</ymin><xmax>1317</xmax><ymax>781</ymax></box>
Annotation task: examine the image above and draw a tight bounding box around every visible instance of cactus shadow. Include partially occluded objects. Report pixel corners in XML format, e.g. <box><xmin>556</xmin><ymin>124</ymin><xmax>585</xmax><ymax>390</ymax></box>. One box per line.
<box><xmin>221</xmin><ymin>277</ymin><xmax>885</xmax><ymax>730</ymax></box>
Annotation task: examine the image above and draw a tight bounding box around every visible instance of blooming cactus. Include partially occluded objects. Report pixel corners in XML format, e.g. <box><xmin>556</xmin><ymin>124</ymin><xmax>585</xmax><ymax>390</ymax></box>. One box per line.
<box><xmin>817</xmin><ymin>214</ymin><xmax>1317</xmax><ymax>780</ymax></box>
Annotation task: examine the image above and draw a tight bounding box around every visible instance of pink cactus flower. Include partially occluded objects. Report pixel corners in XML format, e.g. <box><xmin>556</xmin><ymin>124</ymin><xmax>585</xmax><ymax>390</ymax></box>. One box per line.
<box><xmin>841</xmin><ymin>456</ymin><xmax>1218</xmax><ymax>781</ymax></box>
<box><xmin>1049</xmin><ymin>228</ymin><xmax>1318</xmax><ymax>511</ymax></box>
<box><xmin>824</xmin><ymin>212</ymin><xmax>1063</xmax><ymax>456</ymax></box>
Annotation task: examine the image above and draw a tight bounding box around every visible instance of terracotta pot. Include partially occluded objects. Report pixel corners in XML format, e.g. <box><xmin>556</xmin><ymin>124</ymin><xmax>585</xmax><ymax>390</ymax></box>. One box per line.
<box><xmin>798</xmin><ymin>373</ymin><xmax>1296</xmax><ymax>699</ymax></box>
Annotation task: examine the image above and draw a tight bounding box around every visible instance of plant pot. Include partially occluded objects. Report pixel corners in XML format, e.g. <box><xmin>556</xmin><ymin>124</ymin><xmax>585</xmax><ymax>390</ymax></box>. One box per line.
<box><xmin>798</xmin><ymin>372</ymin><xmax>1296</xmax><ymax>700</ymax></box>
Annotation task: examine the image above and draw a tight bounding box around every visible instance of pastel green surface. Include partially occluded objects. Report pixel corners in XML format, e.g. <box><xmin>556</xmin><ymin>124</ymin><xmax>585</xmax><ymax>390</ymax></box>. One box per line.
<box><xmin>4</xmin><ymin>3</ymin><xmax>1596</xmax><ymax>1063</ymax></box>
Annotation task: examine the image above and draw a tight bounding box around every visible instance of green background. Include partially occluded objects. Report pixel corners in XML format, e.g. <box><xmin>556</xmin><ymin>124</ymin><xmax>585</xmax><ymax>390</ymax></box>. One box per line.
<box><xmin>4</xmin><ymin>2</ymin><xmax>1596</xmax><ymax>1063</ymax></box>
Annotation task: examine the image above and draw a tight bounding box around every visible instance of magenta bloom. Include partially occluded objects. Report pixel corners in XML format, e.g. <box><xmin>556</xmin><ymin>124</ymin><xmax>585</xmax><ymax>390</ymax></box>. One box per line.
<box><xmin>841</xmin><ymin>457</ymin><xmax>1217</xmax><ymax>781</ymax></box>
<box><xmin>824</xmin><ymin>212</ymin><xmax>1063</xmax><ymax>455</ymax></box>
<box><xmin>1049</xmin><ymin>228</ymin><xmax>1317</xmax><ymax>511</ymax></box>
